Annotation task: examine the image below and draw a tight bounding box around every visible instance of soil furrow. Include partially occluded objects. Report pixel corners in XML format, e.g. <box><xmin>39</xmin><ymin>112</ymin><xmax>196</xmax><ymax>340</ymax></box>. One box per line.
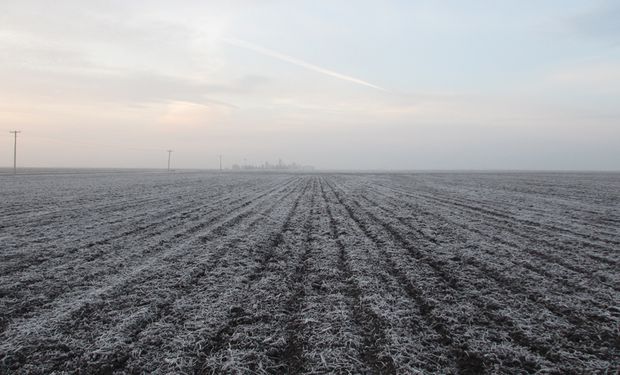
<box><xmin>376</xmin><ymin>181</ymin><xmax>619</xmax><ymax>261</ymax></box>
<box><xmin>323</xmin><ymin>178</ymin><xmax>498</xmax><ymax>373</ymax></box>
<box><xmin>324</xmin><ymin>178</ymin><xmax>599</xmax><ymax>373</ymax></box>
<box><xmin>0</xmin><ymin>177</ymin><xmax>298</xmax><ymax>334</ymax></box>
<box><xmin>2</xmin><ymin>172</ymin><xmax>617</xmax><ymax>374</ymax></box>
<box><xmin>0</xmin><ymin>178</ymin><xmax>302</xmax><ymax>357</ymax></box>
<box><xmin>188</xmin><ymin>177</ymin><xmax>313</xmax><ymax>374</ymax></box>
<box><xmin>327</xmin><ymin>178</ymin><xmax>616</xmax><ymax>370</ymax></box>
<box><xmin>360</xmin><ymin>187</ymin><xmax>619</xmax><ymax>305</ymax></box>
<box><xmin>320</xmin><ymin>179</ymin><xmax>397</xmax><ymax>374</ymax></box>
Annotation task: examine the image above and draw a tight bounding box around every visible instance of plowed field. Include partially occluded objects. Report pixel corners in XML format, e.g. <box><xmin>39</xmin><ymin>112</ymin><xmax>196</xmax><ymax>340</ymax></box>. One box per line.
<box><xmin>1</xmin><ymin>172</ymin><xmax>618</xmax><ymax>374</ymax></box>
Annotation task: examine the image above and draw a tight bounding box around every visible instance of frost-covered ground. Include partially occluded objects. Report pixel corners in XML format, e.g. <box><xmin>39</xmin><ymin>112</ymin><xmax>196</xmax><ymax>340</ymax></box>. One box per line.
<box><xmin>0</xmin><ymin>171</ymin><xmax>618</xmax><ymax>374</ymax></box>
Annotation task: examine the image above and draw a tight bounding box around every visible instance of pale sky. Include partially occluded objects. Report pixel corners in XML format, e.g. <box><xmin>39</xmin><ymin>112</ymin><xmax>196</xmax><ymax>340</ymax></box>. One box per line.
<box><xmin>1</xmin><ymin>0</ymin><xmax>619</xmax><ymax>170</ymax></box>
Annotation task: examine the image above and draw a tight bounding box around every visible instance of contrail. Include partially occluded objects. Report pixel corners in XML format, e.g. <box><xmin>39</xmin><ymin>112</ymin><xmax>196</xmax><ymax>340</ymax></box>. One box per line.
<box><xmin>222</xmin><ymin>36</ymin><xmax>388</xmax><ymax>92</ymax></box>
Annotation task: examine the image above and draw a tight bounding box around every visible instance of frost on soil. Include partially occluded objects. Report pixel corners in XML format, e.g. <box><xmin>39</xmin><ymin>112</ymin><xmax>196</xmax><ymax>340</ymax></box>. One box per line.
<box><xmin>0</xmin><ymin>171</ymin><xmax>618</xmax><ymax>374</ymax></box>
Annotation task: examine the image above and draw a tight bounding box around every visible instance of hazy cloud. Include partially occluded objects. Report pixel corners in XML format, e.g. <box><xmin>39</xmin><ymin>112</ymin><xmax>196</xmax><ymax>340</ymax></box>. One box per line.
<box><xmin>0</xmin><ymin>63</ymin><xmax>241</xmax><ymax>108</ymax></box>
<box><xmin>549</xmin><ymin>62</ymin><xmax>620</xmax><ymax>90</ymax></box>
<box><xmin>569</xmin><ymin>2</ymin><xmax>620</xmax><ymax>44</ymax></box>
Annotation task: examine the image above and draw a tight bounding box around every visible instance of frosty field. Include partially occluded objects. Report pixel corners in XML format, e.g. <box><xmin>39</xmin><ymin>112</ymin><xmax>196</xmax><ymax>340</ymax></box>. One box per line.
<box><xmin>0</xmin><ymin>171</ymin><xmax>618</xmax><ymax>374</ymax></box>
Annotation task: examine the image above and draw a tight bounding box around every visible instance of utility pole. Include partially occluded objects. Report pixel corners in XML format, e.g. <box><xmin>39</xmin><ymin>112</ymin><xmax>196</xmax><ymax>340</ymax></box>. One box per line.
<box><xmin>9</xmin><ymin>130</ymin><xmax>21</xmax><ymax>175</ymax></box>
<box><xmin>167</xmin><ymin>150</ymin><xmax>173</xmax><ymax>171</ymax></box>
<box><xmin>219</xmin><ymin>155</ymin><xmax>222</xmax><ymax>172</ymax></box>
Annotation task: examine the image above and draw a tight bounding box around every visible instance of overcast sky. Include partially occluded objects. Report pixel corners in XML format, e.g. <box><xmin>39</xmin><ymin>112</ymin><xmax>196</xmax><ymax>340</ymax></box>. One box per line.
<box><xmin>1</xmin><ymin>0</ymin><xmax>619</xmax><ymax>170</ymax></box>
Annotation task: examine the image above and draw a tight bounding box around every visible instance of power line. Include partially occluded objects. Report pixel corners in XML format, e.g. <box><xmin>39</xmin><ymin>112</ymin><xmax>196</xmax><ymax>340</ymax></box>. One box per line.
<box><xmin>9</xmin><ymin>130</ymin><xmax>21</xmax><ymax>174</ymax></box>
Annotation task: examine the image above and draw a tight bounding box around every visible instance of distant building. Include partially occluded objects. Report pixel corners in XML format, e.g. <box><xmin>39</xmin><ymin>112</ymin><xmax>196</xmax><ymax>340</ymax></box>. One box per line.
<box><xmin>233</xmin><ymin>159</ymin><xmax>314</xmax><ymax>171</ymax></box>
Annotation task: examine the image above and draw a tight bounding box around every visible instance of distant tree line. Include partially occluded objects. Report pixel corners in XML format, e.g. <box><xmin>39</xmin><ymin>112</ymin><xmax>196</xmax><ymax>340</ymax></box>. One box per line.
<box><xmin>231</xmin><ymin>159</ymin><xmax>314</xmax><ymax>171</ymax></box>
